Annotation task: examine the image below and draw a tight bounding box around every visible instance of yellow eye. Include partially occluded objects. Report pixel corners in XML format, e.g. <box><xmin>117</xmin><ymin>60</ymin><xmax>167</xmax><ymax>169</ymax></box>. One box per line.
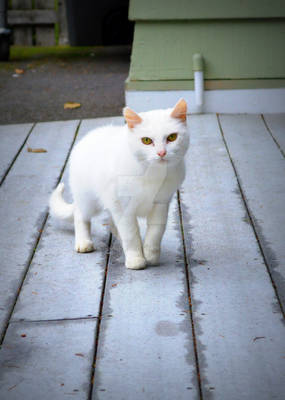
<box><xmin>167</xmin><ymin>133</ymin><xmax>178</xmax><ymax>142</ymax></box>
<box><xmin>141</xmin><ymin>137</ymin><xmax>153</xmax><ymax>145</ymax></box>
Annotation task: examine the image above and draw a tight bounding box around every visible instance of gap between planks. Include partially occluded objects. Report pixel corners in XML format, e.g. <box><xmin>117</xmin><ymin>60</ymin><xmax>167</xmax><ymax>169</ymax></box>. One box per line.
<box><xmin>88</xmin><ymin>233</ymin><xmax>113</xmax><ymax>400</ymax></box>
<box><xmin>177</xmin><ymin>190</ymin><xmax>203</xmax><ymax>400</ymax></box>
<box><xmin>0</xmin><ymin>123</ymin><xmax>35</xmax><ymax>187</ymax></box>
<box><xmin>216</xmin><ymin>113</ymin><xmax>285</xmax><ymax>319</ymax></box>
<box><xmin>0</xmin><ymin>120</ymin><xmax>82</xmax><ymax>346</ymax></box>
<box><xmin>87</xmin><ymin>192</ymin><xmax>203</xmax><ymax>399</ymax></box>
<box><xmin>10</xmin><ymin>316</ymin><xmax>99</xmax><ymax>324</ymax></box>
<box><xmin>261</xmin><ymin>114</ymin><xmax>285</xmax><ymax>159</ymax></box>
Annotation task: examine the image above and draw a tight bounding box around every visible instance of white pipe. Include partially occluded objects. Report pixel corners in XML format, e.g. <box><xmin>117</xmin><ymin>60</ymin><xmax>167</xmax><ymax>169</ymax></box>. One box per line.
<box><xmin>194</xmin><ymin>70</ymin><xmax>204</xmax><ymax>107</ymax></box>
<box><xmin>193</xmin><ymin>53</ymin><xmax>204</xmax><ymax>113</ymax></box>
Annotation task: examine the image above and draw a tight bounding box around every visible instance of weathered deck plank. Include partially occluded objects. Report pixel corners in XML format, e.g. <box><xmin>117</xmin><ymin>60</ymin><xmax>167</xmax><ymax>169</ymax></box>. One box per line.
<box><xmin>219</xmin><ymin>114</ymin><xmax>285</xmax><ymax>311</ymax></box>
<box><xmin>0</xmin><ymin>120</ymin><xmax>79</xmax><ymax>338</ymax></box>
<box><xmin>181</xmin><ymin>114</ymin><xmax>285</xmax><ymax>400</ymax></box>
<box><xmin>263</xmin><ymin>113</ymin><xmax>285</xmax><ymax>155</ymax></box>
<box><xmin>0</xmin><ymin>319</ymin><xmax>96</xmax><ymax>400</ymax></box>
<box><xmin>11</xmin><ymin>117</ymin><xmax>123</xmax><ymax>322</ymax></box>
<box><xmin>0</xmin><ymin>114</ymin><xmax>284</xmax><ymax>400</ymax></box>
<box><xmin>92</xmin><ymin>198</ymin><xmax>199</xmax><ymax>400</ymax></box>
<box><xmin>0</xmin><ymin>123</ymin><xmax>34</xmax><ymax>185</ymax></box>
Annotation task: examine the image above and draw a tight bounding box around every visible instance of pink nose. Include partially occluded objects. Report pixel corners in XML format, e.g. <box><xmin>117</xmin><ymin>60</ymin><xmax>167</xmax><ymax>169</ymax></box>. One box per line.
<box><xmin>157</xmin><ymin>149</ymin><xmax>167</xmax><ymax>158</ymax></box>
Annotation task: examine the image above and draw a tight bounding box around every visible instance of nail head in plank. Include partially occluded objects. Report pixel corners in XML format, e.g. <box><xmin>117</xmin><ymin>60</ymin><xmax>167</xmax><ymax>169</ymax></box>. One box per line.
<box><xmin>0</xmin><ymin>319</ymin><xmax>96</xmax><ymax>400</ymax></box>
<box><xmin>219</xmin><ymin>114</ymin><xmax>285</xmax><ymax>310</ymax></box>
<box><xmin>182</xmin><ymin>114</ymin><xmax>285</xmax><ymax>400</ymax></box>
<box><xmin>92</xmin><ymin>198</ymin><xmax>199</xmax><ymax>399</ymax></box>
<box><xmin>0</xmin><ymin>123</ymin><xmax>33</xmax><ymax>184</ymax></box>
<box><xmin>0</xmin><ymin>120</ymin><xmax>79</xmax><ymax>337</ymax></box>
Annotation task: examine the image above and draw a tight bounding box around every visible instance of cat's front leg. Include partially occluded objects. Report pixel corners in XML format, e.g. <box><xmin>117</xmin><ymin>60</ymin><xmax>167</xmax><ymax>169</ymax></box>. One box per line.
<box><xmin>143</xmin><ymin>202</ymin><xmax>169</xmax><ymax>265</ymax></box>
<box><xmin>112</xmin><ymin>212</ymin><xmax>146</xmax><ymax>270</ymax></box>
<box><xmin>74</xmin><ymin>207</ymin><xmax>94</xmax><ymax>253</ymax></box>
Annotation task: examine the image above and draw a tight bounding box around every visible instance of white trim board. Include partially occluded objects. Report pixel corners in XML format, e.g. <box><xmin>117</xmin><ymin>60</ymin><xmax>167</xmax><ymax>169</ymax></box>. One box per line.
<box><xmin>125</xmin><ymin>88</ymin><xmax>285</xmax><ymax>113</ymax></box>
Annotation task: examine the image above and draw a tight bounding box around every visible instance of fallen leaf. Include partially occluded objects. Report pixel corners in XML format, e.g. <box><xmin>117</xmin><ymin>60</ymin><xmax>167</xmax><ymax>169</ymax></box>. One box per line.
<box><xmin>27</xmin><ymin>147</ymin><xmax>47</xmax><ymax>153</ymax></box>
<box><xmin>75</xmin><ymin>353</ymin><xmax>84</xmax><ymax>357</ymax></box>
<box><xmin>64</xmin><ymin>102</ymin><xmax>81</xmax><ymax>109</ymax></box>
<box><xmin>112</xmin><ymin>283</ymin><xmax>117</xmax><ymax>288</ymax></box>
<box><xmin>32</xmin><ymin>291</ymin><xmax>38</xmax><ymax>295</ymax></box>
<box><xmin>253</xmin><ymin>336</ymin><xmax>266</xmax><ymax>342</ymax></box>
<box><xmin>15</xmin><ymin>68</ymin><xmax>24</xmax><ymax>74</ymax></box>
<box><xmin>21</xmin><ymin>334</ymin><xmax>26</xmax><ymax>338</ymax></box>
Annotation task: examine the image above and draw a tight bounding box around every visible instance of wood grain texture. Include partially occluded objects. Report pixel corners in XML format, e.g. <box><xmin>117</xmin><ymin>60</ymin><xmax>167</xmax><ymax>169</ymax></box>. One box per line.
<box><xmin>129</xmin><ymin>21</ymin><xmax>285</xmax><ymax>81</ymax></box>
<box><xmin>129</xmin><ymin>0</ymin><xmax>285</xmax><ymax>20</ymax></box>
<box><xmin>219</xmin><ymin>114</ymin><xmax>285</xmax><ymax>311</ymax></box>
<box><xmin>0</xmin><ymin>319</ymin><xmax>96</xmax><ymax>400</ymax></box>
<box><xmin>263</xmin><ymin>113</ymin><xmax>285</xmax><ymax>155</ymax></box>
<box><xmin>8</xmin><ymin>10</ymin><xmax>58</xmax><ymax>25</ymax></box>
<box><xmin>11</xmin><ymin>118</ymin><xmax>123</xmax><ymax>322</ymax></box>
<box><xmin>0</xmin><ymin>123</ymin><xmax>33</xmax><ymax>185</ymax></box>
<box><xmin>0</xmin><ymin>120</ymin><xmax>79</xmax><ymax>337</ymax></box>
<box><xmin>35</xmin><ymin>26</ymin><xmax>55</xmax><ymax>45</ymax></box>
<box><xmin>181</xmin><ymin>114</ymin><xmax>285</xmax><ymax>399</ymax></box>
<box><xmin>58</xmin><ymin>0</ymin><xmax>68</xmax><ymax>45</ymax></box>
<box><xmin>92</xmin><ymin>197</ymin><xmax>199</xmax><ymax>399</ymax></box>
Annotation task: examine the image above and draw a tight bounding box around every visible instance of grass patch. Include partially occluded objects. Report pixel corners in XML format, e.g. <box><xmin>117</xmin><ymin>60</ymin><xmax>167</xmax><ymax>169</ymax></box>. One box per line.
<box><xmin>10</xmin><ymin>46</ymin><xmax>104</xmax><ymax>61</ymax></box>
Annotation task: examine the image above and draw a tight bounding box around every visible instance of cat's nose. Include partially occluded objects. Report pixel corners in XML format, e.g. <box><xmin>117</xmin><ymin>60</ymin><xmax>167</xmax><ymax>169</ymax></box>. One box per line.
<box><xmin>157</xmin><ymin>149</ymin><xmax>167</xmax><ymax>158</ymax></box>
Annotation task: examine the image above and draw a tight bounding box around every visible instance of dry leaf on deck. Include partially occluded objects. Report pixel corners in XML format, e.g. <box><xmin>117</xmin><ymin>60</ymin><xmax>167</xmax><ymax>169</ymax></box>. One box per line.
<box><xmin>64</xmin><ymin>102</ymin><xmax>81</xmax><ymax>109</ymax></box>
<box><xmin>27</xmin><ymin>147</ymin><xmax>47</xmax><ymax>153</ymax></box>
<box><xmin>15</xmin><ymin>68</ymin><xmax>24</xmax><ymax>74</ymax></box>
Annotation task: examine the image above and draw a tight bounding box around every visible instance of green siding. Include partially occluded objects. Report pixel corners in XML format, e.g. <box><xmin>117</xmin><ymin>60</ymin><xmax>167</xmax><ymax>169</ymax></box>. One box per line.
<box><xmin>125</xmin><ymin>78</ymin><xmax>285</xmax><ymax>91</ymax></box>
<box><xmin>129</xmin><ymin>20</ymin><xmax>285</xmax><ymax>81</ymax></box>
<box><xmin>129</xmin><ymin>0</ymin><xmax>285</xmax><ymax>20</ymax></box>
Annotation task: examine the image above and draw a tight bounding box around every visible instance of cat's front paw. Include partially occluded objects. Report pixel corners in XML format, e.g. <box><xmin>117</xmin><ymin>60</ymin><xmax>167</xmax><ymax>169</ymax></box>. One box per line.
<box><xmin>143</xmin><ymin>246</ymin><xmax>160</xmax><ymax>265</ymax></box>
<box><xmin>125</xmin><ymin>255</ymin><xmax>146</xmax><ymax>270</ymax></box>
<box><xmin>75</xmin><ymin>239</ymin><xmax>94</xmax><ymax>253</ymax></box>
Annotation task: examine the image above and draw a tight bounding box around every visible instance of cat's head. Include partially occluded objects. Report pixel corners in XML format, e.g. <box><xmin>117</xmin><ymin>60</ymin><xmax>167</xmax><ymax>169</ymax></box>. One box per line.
<box><xmin>123</xmin><ymin>99</ymin><xmax>189</xmax><ymax>166</ymax></box>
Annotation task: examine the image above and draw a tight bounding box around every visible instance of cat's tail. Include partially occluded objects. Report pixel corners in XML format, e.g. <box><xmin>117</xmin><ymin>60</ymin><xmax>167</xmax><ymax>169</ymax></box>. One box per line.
<box><xmin>49</xmin><ymin>183</ymin><xmax>74</xmax><ymax>222</ymax></box>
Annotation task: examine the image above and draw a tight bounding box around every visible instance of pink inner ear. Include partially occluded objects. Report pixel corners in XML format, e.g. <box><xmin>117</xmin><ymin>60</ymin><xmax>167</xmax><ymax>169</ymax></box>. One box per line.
<box><xmin>124</xmin><ymin>107</ymin><xmax>142</xmax><ymax>129</ymax></box>
<box><xmin>171</xmin><ymin>99</ymin><xmax>187</xmax><ymax>122</ymax></box>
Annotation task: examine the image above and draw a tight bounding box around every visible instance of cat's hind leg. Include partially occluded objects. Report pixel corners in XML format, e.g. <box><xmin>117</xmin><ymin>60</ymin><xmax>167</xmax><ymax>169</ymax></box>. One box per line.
<box><xmin>74</xmin><ymin>206</ymin><xmax>94</xmax><ymax>253</ymax></box>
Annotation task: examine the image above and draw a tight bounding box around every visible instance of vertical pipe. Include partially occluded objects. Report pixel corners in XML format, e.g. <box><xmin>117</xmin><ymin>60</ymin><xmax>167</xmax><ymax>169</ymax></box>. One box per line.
<box><xmin>193</xmin><ymin>54</ymin><xmax>204</xmax><ymax>112</ymax></box>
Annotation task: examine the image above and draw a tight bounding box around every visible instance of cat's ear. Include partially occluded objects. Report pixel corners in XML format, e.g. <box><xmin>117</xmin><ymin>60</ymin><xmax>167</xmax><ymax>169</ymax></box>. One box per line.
<box><xmin>171</xmin><ymin>98</ymin><xmax>187</xmax><ymax>122</ymax></box>
<box><xmin>123</xmin><ymin>107</ymin><xmax>142</xmax><ymax>129</ymax></box>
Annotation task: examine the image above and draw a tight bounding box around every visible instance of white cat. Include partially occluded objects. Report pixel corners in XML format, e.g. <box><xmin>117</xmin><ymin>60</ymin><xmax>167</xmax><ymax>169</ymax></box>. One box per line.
<box><xmin>49</xmin><ymin>99</ymin><xmax>189</xmax><ymax>270</ymax></box>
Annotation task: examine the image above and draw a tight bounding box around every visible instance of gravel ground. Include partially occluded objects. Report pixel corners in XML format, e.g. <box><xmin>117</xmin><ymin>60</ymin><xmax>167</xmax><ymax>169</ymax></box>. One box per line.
<box><xmin>0</xmin><ymin>46</ymin><xmax>131</xmax><ymax>125</ymax></box>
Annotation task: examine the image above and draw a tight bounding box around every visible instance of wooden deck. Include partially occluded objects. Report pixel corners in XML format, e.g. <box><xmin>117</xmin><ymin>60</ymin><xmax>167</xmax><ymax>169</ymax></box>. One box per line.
<box><xmin>0</xmin><ymin>114</ymin><xmax>284</xmax><ymax>400</ymax></box>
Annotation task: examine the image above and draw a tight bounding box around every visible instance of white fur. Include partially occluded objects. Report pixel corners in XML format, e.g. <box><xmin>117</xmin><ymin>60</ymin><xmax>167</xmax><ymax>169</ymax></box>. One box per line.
<box><xmin>49</xmin><ymin>103</ymin><xmax>189</xmax><ymax>269</ymax></box>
